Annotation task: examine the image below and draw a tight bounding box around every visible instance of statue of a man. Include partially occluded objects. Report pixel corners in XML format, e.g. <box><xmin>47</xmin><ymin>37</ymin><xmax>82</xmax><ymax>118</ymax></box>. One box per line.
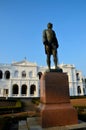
<box><xmin>42</xmin><ymin>23</ymin><xmax>59</xmax><ymax>70</ymax></box>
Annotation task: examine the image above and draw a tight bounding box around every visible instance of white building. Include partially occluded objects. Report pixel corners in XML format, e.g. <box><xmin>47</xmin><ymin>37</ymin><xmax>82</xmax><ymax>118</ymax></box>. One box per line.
<box><xmin>0</xmin><ymin>60</ymin><xmax>86</xmax><ymax>98</ymax></box>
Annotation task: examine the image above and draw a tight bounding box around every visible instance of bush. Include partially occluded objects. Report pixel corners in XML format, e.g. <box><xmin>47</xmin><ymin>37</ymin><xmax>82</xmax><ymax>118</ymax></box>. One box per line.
<box><xmin>16</xmin><ymin>100</ymin><xmax>22</xmax><ymax>108</ymax></box>
<box><xmin>31</xmin><ymin>98</ymin><xmax>40</xmax><ymax>105</ymax></box>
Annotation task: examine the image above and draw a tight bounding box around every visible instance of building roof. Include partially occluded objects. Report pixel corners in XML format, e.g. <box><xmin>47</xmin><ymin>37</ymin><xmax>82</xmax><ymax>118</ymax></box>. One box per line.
<box><xmin>11</xmin><ymin>60</ymin><xmax>37</xmax><ymax>67</ymax></box>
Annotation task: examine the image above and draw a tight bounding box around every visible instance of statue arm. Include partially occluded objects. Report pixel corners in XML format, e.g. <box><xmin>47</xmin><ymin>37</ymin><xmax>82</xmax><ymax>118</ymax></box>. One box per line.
<box><xmin>42</xmin><ymin>30</ymin><xmax>48</xmax><ymax>45</ymax></box>
<box><xmin>53</xmin><ymin>31</ymin><xmax>59</xmax><ymax>48</ymax></box>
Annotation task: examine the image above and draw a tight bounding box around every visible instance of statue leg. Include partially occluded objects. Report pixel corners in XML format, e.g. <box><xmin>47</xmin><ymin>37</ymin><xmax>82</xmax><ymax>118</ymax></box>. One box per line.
<box><xmin>53</xmin><ymin>50</ymin><xmax>58</xmax><ymax>69</ymax></box>
<box><xmin>46</xmin><ymin>54</ymin><xmax>51</xmax><ymax>70</ymax></box>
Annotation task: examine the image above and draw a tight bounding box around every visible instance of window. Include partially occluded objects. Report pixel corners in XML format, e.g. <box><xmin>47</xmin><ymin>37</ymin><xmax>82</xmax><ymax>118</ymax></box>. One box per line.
<box><xmin>0</xmin><ymin>70</ymin><xmax>3</xmax><ymax>79</ymax></box>
<box><xmin>76</xmin><ymin>73</ymin><xmax>80</xmax><ymax>80</ymax></box>
<box><xmin>85</xmin><ymin>78</ymin><xmax>86</xmax><ymax>83</ymax></box>
<box><xmin>29</xmin><ymin>71</ymin><xmax>33</xmax><ymax>78</ymax></box>
<box><xmin>77</xmin><ymin>86</ymin><xmax>81</xmax><ymax>94</ymax></box>
<box><xmin>12</xmin><ymin>84</ymin><xmax>19</xmax><ymax>94</ymax></box>
<box><xmin>37</xmin><ymin>72</ymin><xmax>42</xmax><ymax>79</ymax></box>
<box><xmin>30</xmin><ymin>84</ymin><xmax>36</xmax><ymax>95</ymax></box>
<box><xmin>3</xmin><ymin>89</ymin><xmax>8</xmax><ymax>95</ymax></box>
<box><xmin>4</xmin><ymin>70</ymin><xmax>10</xmax><ymax>79</ymax></box>
<box><xmin>83</xmin><ymin>88</ymin><xmax>85</xmax><ymax>94</ymax></box>
<box><xmin>21</xmin><ymin>84</ymin><xmax>27</xmax><ymax>95</ymax></box>
<box><xmin>14</xmin><ymin>70</ymin><xmax>18</xmax><ymax>77</ymax></box>
<box><xmin>22</xmin><ymin>71</ymin><xmax>26</xmax><ymax>78</ymax></box>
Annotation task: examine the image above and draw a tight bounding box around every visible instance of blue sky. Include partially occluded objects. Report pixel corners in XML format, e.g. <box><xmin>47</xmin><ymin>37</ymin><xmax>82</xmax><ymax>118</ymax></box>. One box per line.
<box><xmin>0</xmin><ymin>0</ymin><xmax>86</xmax><ymax>75</ymax></box>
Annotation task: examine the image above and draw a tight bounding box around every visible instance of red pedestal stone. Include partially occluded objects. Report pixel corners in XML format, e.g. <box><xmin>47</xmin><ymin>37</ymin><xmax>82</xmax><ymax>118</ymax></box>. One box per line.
<box><xmin>40</xmin><ymin>72</ymin><xmax>78</xmax><ymax>128</ymax></box>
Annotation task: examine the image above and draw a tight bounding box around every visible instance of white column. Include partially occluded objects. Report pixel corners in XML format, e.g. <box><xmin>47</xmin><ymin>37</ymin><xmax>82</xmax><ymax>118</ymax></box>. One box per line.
<box><xmin>27</xmin><ymin>81</ymin><xmax>30</xmax><ymax>97</ymax></box>
<box><xmin>18</xmin><ymin>81</ymin><xmax>21</xmax><ymax>97</ymax></box>
<box><xmin>8</xmin><ymin>80</ymin><xmax>12</xmax><ymax>97</ymax></box>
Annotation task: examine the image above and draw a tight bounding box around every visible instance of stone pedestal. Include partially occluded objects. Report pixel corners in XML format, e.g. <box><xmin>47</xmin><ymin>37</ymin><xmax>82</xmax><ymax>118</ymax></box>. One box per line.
<box><xmin>40</xmin><ymin>72</ymin><xmax>78</xmax><ymax>128</ymax></box>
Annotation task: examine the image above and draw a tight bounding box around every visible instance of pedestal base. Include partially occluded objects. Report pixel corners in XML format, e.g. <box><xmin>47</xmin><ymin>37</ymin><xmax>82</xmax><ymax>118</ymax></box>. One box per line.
<box><xmin>41</xmin><ymin>103</ymin><xmax>78</xmax><ymax>128</ymax></box>
<box><xmin>40</xmin><ymin>72</ymin><xmax>78</xmax><ymax>128</ymax></box>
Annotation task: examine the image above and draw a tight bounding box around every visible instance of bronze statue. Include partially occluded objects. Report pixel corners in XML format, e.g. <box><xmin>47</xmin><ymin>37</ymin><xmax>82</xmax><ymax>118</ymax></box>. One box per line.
<box><xmin>42</xmin><ymin>23</ymin><xmax>59</xmax><ymax>70</ymax></box>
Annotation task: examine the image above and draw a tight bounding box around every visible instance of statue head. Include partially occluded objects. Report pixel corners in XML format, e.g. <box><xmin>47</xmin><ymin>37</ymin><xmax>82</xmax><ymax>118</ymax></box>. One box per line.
<box><xmin>47</xmin><ymin>22</ymin><xmax>53</xmax><ymax>29</ymax></box>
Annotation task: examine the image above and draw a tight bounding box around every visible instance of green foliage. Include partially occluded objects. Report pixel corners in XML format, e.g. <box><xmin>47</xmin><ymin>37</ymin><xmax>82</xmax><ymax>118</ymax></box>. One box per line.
<box><xmin>70</xmin><ymin>96</ymin><xmax>86</xmax><ymax>118</ymax></box>
<box><xmin>31</xmin><ymin>98</ymin><xmax>40</xmax><ymax>105</ymax></box>
<box><xmin>0</xmin><ymin>100</ymin><xmax>22</xmax><ymax>109</ymax></box>
<box><xmin>16</xmin><ymin>100</ymin><xmax>22</xmax><ymax>108</ymax></box>
<box><xmin>74</xmin><ymin>106</ymin><xmax>86</xmax><ymax>116</ymax></box>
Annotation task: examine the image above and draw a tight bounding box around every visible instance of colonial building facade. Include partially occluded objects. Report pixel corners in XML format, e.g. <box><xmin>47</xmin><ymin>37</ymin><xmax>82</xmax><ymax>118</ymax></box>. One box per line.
<box><xmin>0</xmin><ymin>60</ymin><xmax>86</xmax><ymax>98</ymax></box>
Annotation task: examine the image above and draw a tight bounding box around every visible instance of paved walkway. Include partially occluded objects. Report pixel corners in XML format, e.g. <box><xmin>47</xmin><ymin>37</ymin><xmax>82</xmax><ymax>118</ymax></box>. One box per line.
<box><xmin>18</xmin><ymin>120</ymin><xmax>29</xmax><ymax>130</ymax></box>
<box><xmin>18</xmin><ymin>117</ymin><xmax>86</xmax><ymax>130</ymax></box>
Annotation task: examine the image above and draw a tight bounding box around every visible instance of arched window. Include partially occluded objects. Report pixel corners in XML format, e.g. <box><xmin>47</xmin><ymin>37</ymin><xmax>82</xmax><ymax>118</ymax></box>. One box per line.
<box><xmin>21</xmin><ymin>84</ymin><xmax>27</xmax><ymax>95</ymax></box>
<box><xmin>83</xmin><ymin>88</ymin><xmax>85</xmax><ymax>94</ymax></box>
<box><xmin>22</xmin><ymin>71</ymin><xmax>26</xmax><ymax>78</ymax></box>
<box><xmin>12</xmin><ymin>84</ymin><xmax>18</xmax><ymax>94</ymax></box>
<box><xmin>14</xmin><ymin>70</ymin><xmax>18</xmax><ymax>77</ymax></box>
<box><xmin>76</xmin><ymin>73</ymin><xmax>80</xmax><ymax>80</ymax></box>
<box><xmin>37</xmin><ymin>72</ymin><xmax>42</xmax><ymax>79</ymax></box>
<box><xmin>0</xmin><ymin>70</ymin><xmax>3</xmax><ymax>79</ymax></box>
<box><xmin>77</xmin><ymin>86</ymin><xmax>81</xmax><ymax>94</ymax></box>
<box><xmin>4</xmin><ymin>70</ymin><xmax>10</xmax><ymax>79</ymax></box>
<box><xmin>30</xmin><ymin>84</ymin><xmax>36</xmax><ymax>95</ymax></box>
